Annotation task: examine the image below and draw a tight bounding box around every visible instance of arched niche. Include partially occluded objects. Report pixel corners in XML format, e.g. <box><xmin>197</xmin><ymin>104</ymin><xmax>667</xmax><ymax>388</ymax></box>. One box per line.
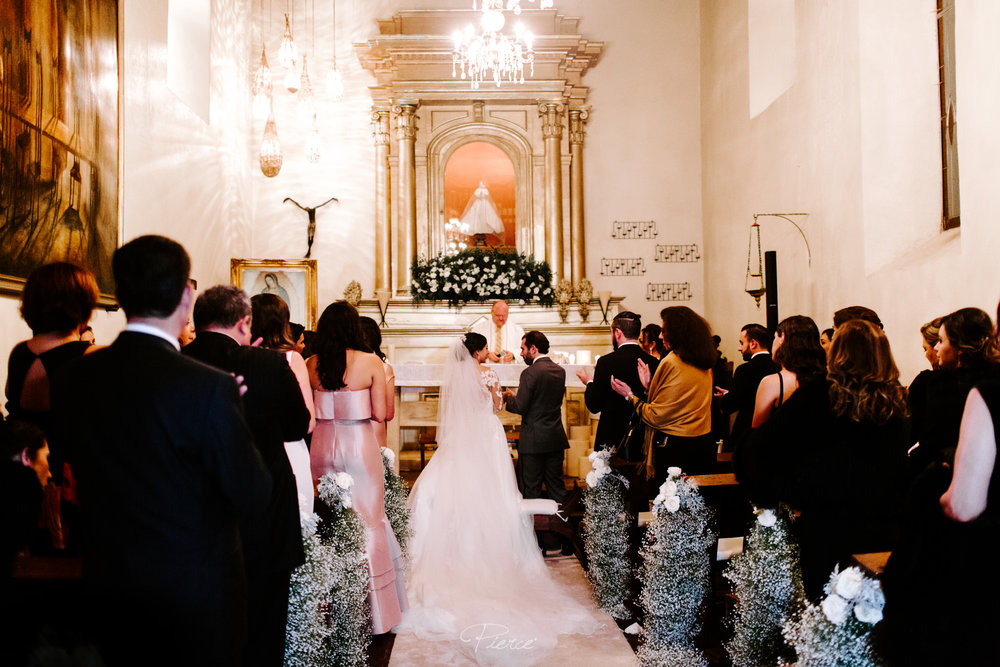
<box><xmin>444</xmin><ymin>142</ymin><xmax>516</xmax><ymax>250</ymax></box>
<box><xmin>426</xmin><ymin>123</ymin><xmax>535</xmax><ymax>257</ymax></box>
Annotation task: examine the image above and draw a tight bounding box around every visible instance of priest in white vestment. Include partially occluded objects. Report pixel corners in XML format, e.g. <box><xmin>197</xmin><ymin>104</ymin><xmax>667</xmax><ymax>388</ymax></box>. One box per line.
<box><xmin>471</xmin><ymin>300</ymin><xmax>524</xmax><ymax>363</ymax></box>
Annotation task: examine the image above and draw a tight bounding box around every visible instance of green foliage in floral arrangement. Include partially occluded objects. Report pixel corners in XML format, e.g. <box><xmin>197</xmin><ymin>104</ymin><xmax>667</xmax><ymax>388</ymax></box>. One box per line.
<box><xmin>783</xmin><ymin>565</ymin><xmax>885</xmax><ymax>667</ymax></box>
<box><xmin>285</xmin><ymin>515</ymin><xmax>335</xmax><ymax>667</ymax></box>
<box><xmin>380</xmin><ymin>447</ymin><xmax>412</xmax><ymax>558</ymax></box>
<box><xmin>723</xmin><ymin>507</ymin><xmax>805</xmax><ymax>667</ymax></box>
<box><xmin>317</xmin><ymin>472</ymin><xmax>371</xmax><ymax>667</ymax></box>
<box><xmin>410</xmin><ymin>249</ymin><xmax>555</xmax><ymax>305</ymax></box>
<box><xmin>637</xmin><ymin>467</ymin><xmax>715</xmax><ymax>667</ymax></box>
<box><xmin>581</xmin><ymin>450</ymin><xmax>631</xmax><ymax>620</ymax></box>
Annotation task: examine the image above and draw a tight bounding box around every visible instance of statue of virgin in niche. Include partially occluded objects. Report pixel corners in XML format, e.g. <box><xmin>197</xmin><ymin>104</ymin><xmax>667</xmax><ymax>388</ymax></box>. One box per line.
<box><xmin>459</xmin><ymin>182</ymin><xmax>505</xmax><ymax>236</ymax></box>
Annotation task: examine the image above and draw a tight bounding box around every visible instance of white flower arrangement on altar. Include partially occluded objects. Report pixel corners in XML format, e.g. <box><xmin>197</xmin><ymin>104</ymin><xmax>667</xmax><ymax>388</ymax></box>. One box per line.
<box><xmin>723</xmin><ymin>506</ymin><xmax>805</xmax><ymax>667</ymax></box>
<box><xmin>410</xmin><ymin>249</ymin><xmax>555</xmax><ymax>306</ymax></box>
<box><xmin>381</xmin><ymin>447</ymin><xmax>412</xmax><ymax>558</ymax></box>
<box><xmin>582</xmin><ymin>450</ymin><xmax>631</xmax><ymax>620</ymax></box>
<box><xmin>782</xmin><ymin>565</ymin><xmax>885</xmax><ymax>666</ymax></box>
<box><xmin>637</xmin><ymin>467</ymin><xmax>715</xmax><ymax>667</ymax></box>
<box><xmin>314</xmin><ymin>472</ymin><xmax>371</xmax><ymax>666</ymax></box>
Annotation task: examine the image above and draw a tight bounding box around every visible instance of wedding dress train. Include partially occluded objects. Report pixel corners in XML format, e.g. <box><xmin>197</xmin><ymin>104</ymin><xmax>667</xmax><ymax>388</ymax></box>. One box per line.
<box><xmin>396</xmin><ymin>339</ymin><xmax>598</xmax><ymax>665</ymax></box>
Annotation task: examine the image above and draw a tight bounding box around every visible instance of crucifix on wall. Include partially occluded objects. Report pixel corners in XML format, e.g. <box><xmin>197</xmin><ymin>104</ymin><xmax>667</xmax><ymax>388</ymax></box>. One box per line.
<box><xmin>283</xmin><ymin>196</ymin><xmax>339</xmax><ymax>258</ymax></box>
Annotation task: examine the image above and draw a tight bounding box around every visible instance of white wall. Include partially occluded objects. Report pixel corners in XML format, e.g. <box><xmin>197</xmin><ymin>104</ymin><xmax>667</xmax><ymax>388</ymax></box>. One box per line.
<box><xmin>700</xmin><ymin>0</ymin><xmax>1000</xmax><ymax>383</ymax></box>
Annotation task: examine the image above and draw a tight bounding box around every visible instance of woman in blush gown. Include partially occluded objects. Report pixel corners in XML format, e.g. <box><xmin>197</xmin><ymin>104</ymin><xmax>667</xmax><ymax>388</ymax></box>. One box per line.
<box><xmin>307</xmin><ymin>301</ymin><xmax>407</xmax><ymax>634</ymax></box>
<box><xmin>395</xmin><ymin>333</ymin><xmax>597</xmax><ymax>666</ymax></box>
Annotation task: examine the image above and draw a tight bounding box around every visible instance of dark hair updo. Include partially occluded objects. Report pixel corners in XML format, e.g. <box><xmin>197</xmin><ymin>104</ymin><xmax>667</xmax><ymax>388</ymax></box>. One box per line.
<box><xmin>463</xmin><ymin>332</ymin><xmax>487</xmax><ymax>356</ymax></box>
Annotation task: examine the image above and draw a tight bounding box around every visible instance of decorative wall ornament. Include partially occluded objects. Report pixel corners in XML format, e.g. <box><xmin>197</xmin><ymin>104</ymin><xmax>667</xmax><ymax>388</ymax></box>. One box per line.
<box><xmin>343</xmin><ymin>280</ymin><xmax>363</xmax><ymax>306</ymax></box>
<box><xmin>654</xmin><ymin>244</ymin><xmax>701</xmax><ymax>263</ymax></box>
<box><xmin>611</xmin><ymin>220</ymin><xmax>658</xmax><ymax>239</ymax></box>
<box><xmin>646</xmin><ymin>282</ymin><xmax>693</xmax><ymax>302</ymax></box>
<box><xmin>576</xmin><ymin>278</ymin><xmax>593</xmax><ymax>321</ymax></box>
<box><xmin>555</xmin><ymin>279</ymin><xmax>574</xmax><ymax>322</ymax></box>
<box><xmin>600</xmin><ymin>258</ymin><xmax>646</xmax><ymax>277</ymax></box>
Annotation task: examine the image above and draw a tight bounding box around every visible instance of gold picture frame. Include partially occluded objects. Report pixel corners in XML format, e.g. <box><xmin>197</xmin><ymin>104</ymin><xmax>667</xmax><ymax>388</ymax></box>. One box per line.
<box><xmin>231</xmin><ymin>258</ymin><xmax>318</xmax><ymax>329</ymax></box>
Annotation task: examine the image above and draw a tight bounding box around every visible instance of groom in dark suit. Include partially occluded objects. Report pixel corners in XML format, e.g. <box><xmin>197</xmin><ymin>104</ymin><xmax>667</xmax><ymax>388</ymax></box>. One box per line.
<box><xmin>577</xmin><ymin>311</ymin><xmax>659</xmax><ymax>461</ymax></box>
<box><xmin>503</xmin><ymin>330</ymin><xmax>569</xmax><ymax>504</ymax></box>
<box><xmin>183</xmin><ymin>285</ymin><xmax>311</xmax><ymax>667</ymax></box>
<box><xmin>50</xmin><ymin>236</ymin><xmax>272</xmax><ymax>667</ymax></box>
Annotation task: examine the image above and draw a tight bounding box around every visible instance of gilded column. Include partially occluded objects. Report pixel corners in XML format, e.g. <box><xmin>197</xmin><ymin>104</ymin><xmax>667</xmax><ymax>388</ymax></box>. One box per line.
<box><xmin>371</xmin><ymin>109</ymin><xmax>392</xmax><ymax>292</ymax></box>
<box><xmin>539</xmin><ymin>102</ymin><xmax>565</xmax><ymax>284</ymax></box>
<box><xmin>568</xmin><ymin>108</ymin><xmax>589</xmax><ymax>285</ymax></box>
<box><xmin>393</xmin><ymin>103</ymin><xmax>419</xmax><ymax>296</ymax></box>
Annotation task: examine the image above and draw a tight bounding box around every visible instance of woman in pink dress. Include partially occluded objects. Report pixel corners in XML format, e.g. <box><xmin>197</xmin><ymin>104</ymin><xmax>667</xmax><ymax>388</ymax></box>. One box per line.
<box><xmin>307</xmin><ymin>301</ymin><xmax>407</xmax><ymax>634</ymax></box>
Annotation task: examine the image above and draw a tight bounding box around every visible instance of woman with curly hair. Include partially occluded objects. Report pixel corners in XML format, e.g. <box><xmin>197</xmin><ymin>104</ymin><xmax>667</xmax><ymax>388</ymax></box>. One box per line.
<box><xmin>307</xmin><ymin>301</ymin><xmax>407</xmax><ymax>634</ymax></box>
<box><xmin>907</xmin><ymin>307</ymin><xmax>1000</xmax><ymax>473</ymax></box>
<box><xmin>611</xmin><ymin>306</ymin><xmax>717</xmax><ymax>484</ymax></box>
<box><xmin>738</xmin><ymin>320</ymin><xmax>909</xmax><ymax>597</ymax></box>
<box><xmin>751</xmin><ymin>315</ymin><xmax>827</xmax><ymax>427</ymax></box>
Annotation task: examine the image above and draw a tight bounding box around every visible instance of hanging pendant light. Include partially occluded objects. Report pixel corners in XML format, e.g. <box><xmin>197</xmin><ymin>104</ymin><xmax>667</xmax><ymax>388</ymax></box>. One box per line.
<box><xmin>326</xmin><ymin>0</ymin><xmax>344</xmax><ymax>100</ymax></box>
<box><xmin>260</xmin><ymin>106</ymin><xmax>283</xmax><ymax>177</ymax></box>
<box><xmin>305</xmin><ymin>114</ymin><xmax>322</xmax><ymax>163</ymax></box>
<box><xmin>297</xmin><ymin>55</ymin><xmax>315</xmax><ymax>122</ymax></box>
<box><xmin>252</xmin><ymin>46</ymin><xmax>272</xmax><ymax>119</ymax></box>
<box><xmin>278</xmin><ymin>12</ymin><xmax>298</xmax><ymax>69</ymax></box>
<box><xmin>744</xmin><ymin>216</ymin><xmax>766</xmax><ymax>307</ymax></box>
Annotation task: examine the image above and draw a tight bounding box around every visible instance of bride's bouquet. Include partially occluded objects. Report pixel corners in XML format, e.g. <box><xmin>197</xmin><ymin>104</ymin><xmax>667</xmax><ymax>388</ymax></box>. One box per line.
<box><xmin>316</xmin><ymin>472</ymin><xmax>371</xmax><ymax>667</ymax></box>
<box><xmin>782</xmin><ymin>565</ymin><xmax>885</xmax><ymax>667</ymax></box>
<box><xmin>723</xmin><ymin>507</ymin><xmax>805</xmax><ymax>666</ymax></box>
<box><xmin>582</xmin><ymin>450</ymin><xmax>632</xmax><ymax>620</ymax></box>
<box><xmin>381</xmin><ymin>447</ymin><xmax>412</xmax><ymax>558</ymax></box>
<box><xmin>637</xmin><ymin>468</ymin><xmax>714</xmax><ymax>667</ymax></box>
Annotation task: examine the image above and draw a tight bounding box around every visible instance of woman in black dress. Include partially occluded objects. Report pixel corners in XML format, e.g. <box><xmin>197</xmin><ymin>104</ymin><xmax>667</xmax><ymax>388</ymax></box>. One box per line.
<box><xmin>737</xmin><ymin>319</ymin><xmax>909</xmax><ymax>597</ymax></box>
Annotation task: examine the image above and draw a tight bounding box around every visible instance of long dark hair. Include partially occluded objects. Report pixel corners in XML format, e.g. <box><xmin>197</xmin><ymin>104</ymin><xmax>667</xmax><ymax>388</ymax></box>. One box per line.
<box><xmin>463</xmin><ymin>332</ymin><xmax>487</xmax><ymax>356</ymax></box>
<box><xmin>660</xmin><ymin>306</ymin><xmax>716</xmax><ymax>370</ymax></box>
<box><xmin>314</xmin><ymin>301</ymin><xmax>371</xmax><ymax>390</ymax></box>
<box><xmin>250</xmin><ymin>293</ymin><xmax>296</xmax><ymax>351</ymax></box>
<box><xmin>642</xmin><ymin>323</ymin><xmax>667</xmax><ymax>357</ymax></box>
<box><xmin>359</xmin><ymin>316</ymin><xmax>385</xmax><ymax>360</ymax></box>
<box><xmin>827</xmin><ymin>320</ymin><xmax>907</xmax><ymax>424</ymax></box>
<box><xmin>940</xmin><ymin>307</ymin><xmax>1000</xmax><ymax>368</ymax></box>
<box><xmin>773</xmin><ymin>315</ymin><xmax>827</xmax><ymax>383</ymax></box>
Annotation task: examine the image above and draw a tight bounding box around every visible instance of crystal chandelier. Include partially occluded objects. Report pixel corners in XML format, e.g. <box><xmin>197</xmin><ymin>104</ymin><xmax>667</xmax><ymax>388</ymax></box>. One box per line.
<box><xmin>453</xmin><ymin>0</ymin><xmax>541</xmax><ymax>89</ymax></box>
<box><xmin>278</xmin><ymin>12</ymin><xmax>298</xmax><ymax>69</ymax></box>
<box><xmin>260</xmin><ymin>105</ymin><xmax>283</xmax><ymax>177</ymax></box>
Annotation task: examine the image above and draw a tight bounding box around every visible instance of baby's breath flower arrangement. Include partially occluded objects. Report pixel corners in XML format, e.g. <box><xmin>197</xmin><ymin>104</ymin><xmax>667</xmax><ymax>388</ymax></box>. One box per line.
<box><xmin>582</xmin><ymin>450</ymin><xmax>631</xmax><ymax>620</ymax></box>
<box><xmin>317</xmin><ymin>472</ymin><xmax>371</xmax><ymax>667</ymax></box>
<box><xmin>637</xmin><ymin>468</ymin><xmax>715</xmax><ymax>667</ymax></box>
<box><xmin>723</xmin><ymin>507</ymin><xmax>805</xmax><ymax>666</ymax></box>
<box><xmin>783</xmin><ymin>566</ymin><xmax>885</xmax><ymax>667</ymax></box>
<box><xmin>285</xmin><ymin>512</ymin><xmax>335</xmax><ymax>667</ymax></box>
<box><xmin>380</xmin><ymin>447</ymin><xmax>411</xmax><ymax>558</ymax></box>
<box><xmin>410</xmin><ymin>249</ymin><xmax>554</xmax><ymax>306</ymax></box>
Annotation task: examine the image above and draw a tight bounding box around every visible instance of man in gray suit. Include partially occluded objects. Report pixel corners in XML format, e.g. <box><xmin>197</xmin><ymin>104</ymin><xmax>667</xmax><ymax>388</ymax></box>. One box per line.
<box><xmin>502</xmin><ymin>330</ymin><xmax>569</xmax><ymax>504</ymax></box>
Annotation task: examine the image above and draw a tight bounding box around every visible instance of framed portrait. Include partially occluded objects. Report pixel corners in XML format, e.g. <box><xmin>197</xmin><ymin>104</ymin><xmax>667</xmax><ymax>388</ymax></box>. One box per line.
<box><xmin>231</xmin><ymin>259</ymin><xmax>318</xmax><ymax>329</ymax></box>
<box><xmin>0</xmin><ymin>0</ymin><xmax>121</xmax><ymax>302</ymax></box>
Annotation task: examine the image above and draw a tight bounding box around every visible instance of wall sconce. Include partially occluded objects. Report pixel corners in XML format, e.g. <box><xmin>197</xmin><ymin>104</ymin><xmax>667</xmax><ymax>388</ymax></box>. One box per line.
<box><xmin>375</xmin><ymin>288</ymin><xmax>391</xmax><ymax>327</ymax></box>
<box><xmin>598</xmin><ymin>290</ymin><xmax>612</xmax><ymax>324</ymax></box>
<box><xmin>745</xmin><ymin>212</ymin><xmax>810</xmax><ymax>308</ymax></box>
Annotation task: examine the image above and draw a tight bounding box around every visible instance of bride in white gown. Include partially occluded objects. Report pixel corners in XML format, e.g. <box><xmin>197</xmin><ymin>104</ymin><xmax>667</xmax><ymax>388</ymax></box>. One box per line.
<box><xmin>396</xmin><ymin>333</ymin><xmax>599</xmax><ymax>665</ymax></box>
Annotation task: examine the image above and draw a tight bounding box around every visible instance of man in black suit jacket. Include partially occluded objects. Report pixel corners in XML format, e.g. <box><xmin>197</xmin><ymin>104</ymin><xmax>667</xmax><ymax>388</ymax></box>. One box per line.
<box><xmin>577</xmin><ymin>311</ymin><xmax>659</xmax><ymax>461</ymax></box>
<box><xmin>716</xmin><ymin>323</ymin><xmax>778</xmax><ymax>450</ymax></box>
<box><xmin>50</xmin><ymin>236</ymin><xmax>272</xmax><ymax>667</ymax></box>
<box><xmin>184</xmin><ymin>285</ymin><xmax>311</xmax><ymax>667</ymax></box>
<box><xmin>503</xmin><ymin>330</ymin><xmax>569</xmax><ymax>504</ymax></box>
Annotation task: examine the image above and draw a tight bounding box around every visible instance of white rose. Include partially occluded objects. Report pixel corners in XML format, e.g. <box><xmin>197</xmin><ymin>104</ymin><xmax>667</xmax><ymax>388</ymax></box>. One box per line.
<box><xmin>586</xmin><ymin>470</ymin><xmax>599</xmax><ymax>488</ymax></box>
<box><xmin>835</xmin><ymin>567</ymin><xmax>864</xmax><ymax>600</ymax></box>
<box><xmin>652</xmin><ymin>494</ymin><xmax>664</xmax><ymax>508</ymax></box>
<box><xmin>664</xmin><ymin>495</ymin><xmax>681</xmax><ymax>513</ymax></box>
<box><xmin>588</xmin><ymin>451</ymin><xmax>599</xmax><ymax>462</ymax></box>
<box><xmin>381</xmin><ymin>448</ymin><xmax>395</xmax><ymax>465</ymax></box>
<box><xmin>659</xmin><ymin>480</ymin><xmax>678</xmax><ymax>497</ymax></box>
<box><xmin>854</xmin><ymin>603</ymin><xmax>883</xmax><ymax>624</ymax></box>
<box><xmin>821</xmin><ymin>594</ymin><xmax>850</xmax><ymax>625</ymax></box>
<box><xmin>335</xmin><ymin>472</ymin><xmax>354</xmax><ymax>489</ymax></box>
<box><xmin>667</xmin><ymin>466</ymin><xmax>682</xmax><ymax>478</ymax></box>
<box><xmin>756</xmin><ymin>509</ymin><xmax>777</xmax><ymax>528</ymax></box>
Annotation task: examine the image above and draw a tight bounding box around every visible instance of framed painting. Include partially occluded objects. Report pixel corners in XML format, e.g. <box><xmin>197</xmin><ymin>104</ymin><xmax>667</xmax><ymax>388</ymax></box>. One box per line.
<box><xmin>231</xmin><ymin>258</ymin><xmax>318</xmax><ymax>329</ymax></box>
<box><xmin>0</xmin><ymin>0</ymin><xmax>120</xmax><ymax>302</ymax></box>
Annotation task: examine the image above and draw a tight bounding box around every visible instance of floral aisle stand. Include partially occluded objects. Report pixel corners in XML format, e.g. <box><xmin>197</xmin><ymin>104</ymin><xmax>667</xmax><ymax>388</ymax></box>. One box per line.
<box><xmin>637</xmin><ymin>468</ymin><xmax>716</xmax><ymax>667</ymax></box>
<box><xmin>380</xmin><ymin>448</ymin><xmax>412</xmax><ymax>558</ymax></box>
<box><xmin>318</xmin><ymin>472</ymin><xmax>371</xmax><ymax>666</ymax></box>
<box><xmin>581</xmin><ymin>450</ymin><xmax>631</xmax><ymax>620</ymax></box>
<box><xmin>783</xmin><ymin>566</ymin><xmax>886</xmax><ymax>667</ymax></box>
<box><xmin>285</xmin><ymin>511</ymin><xmax>335</xmax><ymax>666</ymax></box>
<box><xmin>723</xmin><ymin>507</ymin><xmax>805</xmax><ymax>666</ymax></box>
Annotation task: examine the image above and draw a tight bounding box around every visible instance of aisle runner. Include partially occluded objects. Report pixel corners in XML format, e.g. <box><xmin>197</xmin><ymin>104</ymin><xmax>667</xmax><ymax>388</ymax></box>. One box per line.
<box><xmin>388</xmin><ymin>556</ymin><xmax>637</xmax><ymax>666</ymax></box>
